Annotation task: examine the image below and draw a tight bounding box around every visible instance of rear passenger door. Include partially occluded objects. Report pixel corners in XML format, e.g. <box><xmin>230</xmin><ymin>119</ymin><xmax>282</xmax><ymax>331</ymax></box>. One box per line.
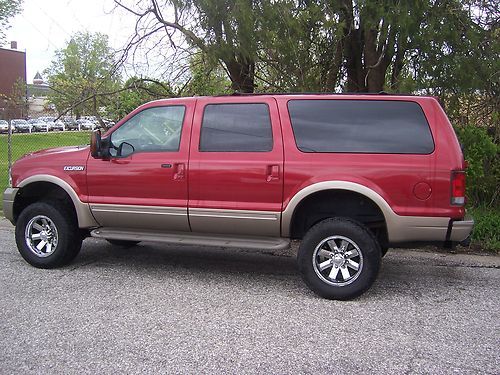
<box><xmin>188</xmin><ymin>97</ymin><xmax>284</xmax><ymax>237</ymax></box>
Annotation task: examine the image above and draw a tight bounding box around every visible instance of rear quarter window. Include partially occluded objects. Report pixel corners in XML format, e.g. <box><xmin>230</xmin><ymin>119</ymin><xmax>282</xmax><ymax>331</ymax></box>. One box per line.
<box><xmin>287</xmin><ymin>99</ymin><xmax>434</xmax><ymax>154</ymax></box>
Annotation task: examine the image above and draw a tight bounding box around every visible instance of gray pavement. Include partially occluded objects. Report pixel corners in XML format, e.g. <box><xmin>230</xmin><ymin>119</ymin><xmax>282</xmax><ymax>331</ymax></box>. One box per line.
<box><xmin>0</xmin><ymin>218</ymin><xmax>499</xmax><ymax>374</ymax></box>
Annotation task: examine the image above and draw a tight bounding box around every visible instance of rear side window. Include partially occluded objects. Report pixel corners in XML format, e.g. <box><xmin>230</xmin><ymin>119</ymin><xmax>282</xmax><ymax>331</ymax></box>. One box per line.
<box><xmin>288</xmin><ymin>100</ymin><xmax>434</xmax><ymax>154</ymax></box>
<box><xmin>200</xmin><ymin>103</ymin><xmax>273</xmax><ymax>152</ymax></box>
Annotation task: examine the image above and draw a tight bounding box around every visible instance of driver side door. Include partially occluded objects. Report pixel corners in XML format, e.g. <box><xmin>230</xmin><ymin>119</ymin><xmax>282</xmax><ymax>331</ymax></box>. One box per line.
<box><xmin>86</xmin><ymin>101</ymin><xmax>194</xmax><ymax>232</ymax></box>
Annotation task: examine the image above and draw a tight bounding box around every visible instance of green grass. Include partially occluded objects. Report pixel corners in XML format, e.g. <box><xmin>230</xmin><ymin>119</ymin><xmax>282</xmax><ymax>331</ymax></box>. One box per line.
<box><xmin>468</xmin><ymin>206</ymin><xmax>500</xmax><ymax>253</ymax></box>
<box><xmin>1</xmin><ymin>131</ymin><xmax>91</xmax><ymax>211</ymax></box>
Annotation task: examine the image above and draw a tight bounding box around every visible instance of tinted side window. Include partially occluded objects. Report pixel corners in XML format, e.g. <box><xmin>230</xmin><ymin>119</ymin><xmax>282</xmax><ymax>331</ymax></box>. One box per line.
<box><xmin>111</xmin><ymin>106</ymin><xmax>185</xmax><ymax>153</ymax></box>
<box><xmin>200</xmin><ymin>103</ymin><xmax>273</xmax><ymax>152</ymax></box>
<box><xmin>288</xmin><ymin>100</ymin><xmax>434</xmax><ymax>154</ymax></box>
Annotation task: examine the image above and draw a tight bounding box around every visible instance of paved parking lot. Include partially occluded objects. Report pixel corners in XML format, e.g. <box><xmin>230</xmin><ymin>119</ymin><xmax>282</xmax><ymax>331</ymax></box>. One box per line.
<box><xmin>0</xmin><ymin>218</ymin><xmax>499</xmax><ymax>374</ymax></box>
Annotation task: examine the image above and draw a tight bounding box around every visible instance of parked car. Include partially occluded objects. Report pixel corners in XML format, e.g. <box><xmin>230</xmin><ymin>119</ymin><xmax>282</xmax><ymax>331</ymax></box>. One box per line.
<box><xmin>0</xmin><ymin>120</ymin><xmax>9</xmax><ymax>133</ymax></box>
<box><xmin>28</xmin><ymin>119</ymin><xmax>50</xmax><ymax>132</ymax></box>
<box><xmin>37</xmin><ymin>116</ymin><xmax>55</xmax><ymax>131</ymax></box>
<box><xmin>3</xmin><ymin>94</ymin><xmax>474</xmax><ymax>300</ymax></box>
<box><xmin>102</xmin><ymin>118</ymin><xmax>115</xmax><ymax>128</ymax></box>
<box><xmin>63</xmin><ymin>117</ymin><xmax>78</xmax><ymax>130</ymax></box>
<box><xmin>77</xmin><ymin>119</ymin><xmax>95</xmax><ymax>131</ymax></box>
<box><xmin>82</xmin><ymin>115</ymin><xmax>97</xmax><ymax>122</ymax></box>
<box><xmin>11</xmin><ymin>119</ymin><xmax>32</xmax><ymax>133</ymax></box>
<box><xmin>51</xmin><ymin>119</ymin><xmax>65</xmax><ymax>131</ymax></box>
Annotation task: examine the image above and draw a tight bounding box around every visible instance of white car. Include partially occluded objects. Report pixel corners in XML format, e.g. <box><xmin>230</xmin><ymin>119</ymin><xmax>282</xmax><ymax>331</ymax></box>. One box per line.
<box><xmin>0</xmin><ymin>120</ymin><xmax>9</xmax><ymax>133</ymax></box>
<box><xmin>77</xmin><ymin>119</ymin><xmax>95</xmax><ymax>131</ymax></box>
<box><xmin>51</xmin><ymin>119</ymin><xmax>65</xmax><ymax>131</ymax></box>
<box><xmin>28</xmin><ymin>119</ymin><xmax>50</xmax><ymax>132</ymax></box>
<box><xmin>11</xmin><ymin>119</ymin><xmax>32</xmax><ymax>133</ymax></box>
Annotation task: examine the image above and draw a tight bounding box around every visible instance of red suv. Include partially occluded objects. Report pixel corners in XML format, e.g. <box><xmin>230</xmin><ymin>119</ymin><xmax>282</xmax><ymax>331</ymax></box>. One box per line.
<box><xmin>3</xmin><ymin>94</ymin><xmax>473</xmax><ymax>299</ymax></box>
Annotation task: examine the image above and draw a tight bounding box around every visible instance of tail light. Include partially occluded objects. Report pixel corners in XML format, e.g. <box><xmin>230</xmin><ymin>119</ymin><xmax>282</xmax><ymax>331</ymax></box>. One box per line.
<box><xmin>451</xmin><ymin>170</ymin><xmax>466</xmax><ymax>206</ymax></box>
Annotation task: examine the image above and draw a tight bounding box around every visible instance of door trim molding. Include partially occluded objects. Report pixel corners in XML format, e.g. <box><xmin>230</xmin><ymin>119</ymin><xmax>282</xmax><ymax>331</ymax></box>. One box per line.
<box><xmin>90</xmin><ymin>204</ymin><xmax>186</xmax><ymax>216</ymax></box>
<box><xmin>90</xmin><ymin>203</ymin><xmax>188</xmax><ymax>231</ymax></box>
<box><xmin>189</xmin><ymin>208</ymin><xmax>280</xmax><ymax>221</ymax></box>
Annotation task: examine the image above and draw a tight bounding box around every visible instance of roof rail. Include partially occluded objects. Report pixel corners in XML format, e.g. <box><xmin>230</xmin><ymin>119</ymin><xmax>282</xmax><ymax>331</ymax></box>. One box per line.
<box><xmin>217</xmin><ymin>91</ymin><xmax>415</xmax><ymax>97</ymax></box>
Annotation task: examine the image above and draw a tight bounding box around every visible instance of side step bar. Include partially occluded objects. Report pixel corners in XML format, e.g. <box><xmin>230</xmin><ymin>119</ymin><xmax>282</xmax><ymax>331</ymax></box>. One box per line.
<box><xmin>90</xmin><ymin>228</ymin><xmax>291</xmax><ymax>251</ymax></box>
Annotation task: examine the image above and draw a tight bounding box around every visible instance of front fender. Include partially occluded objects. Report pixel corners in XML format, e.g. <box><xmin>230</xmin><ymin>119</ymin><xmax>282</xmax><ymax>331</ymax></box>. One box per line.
<box><xmin>16</xmin><ymin>175</ymin><xmax>98</xmax><ymax>228</ymax></box>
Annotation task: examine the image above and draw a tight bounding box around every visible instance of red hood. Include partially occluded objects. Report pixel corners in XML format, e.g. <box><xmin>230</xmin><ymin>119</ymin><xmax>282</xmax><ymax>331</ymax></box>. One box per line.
<box><xmin>19</xmin><ymin>145</ymin><xmax>89</xmax><ymax>160</ymax></box>
<box><xmin>11</xmin><ymin>145</ymin><xmax>90</xmax><ymax>188</ymax></box>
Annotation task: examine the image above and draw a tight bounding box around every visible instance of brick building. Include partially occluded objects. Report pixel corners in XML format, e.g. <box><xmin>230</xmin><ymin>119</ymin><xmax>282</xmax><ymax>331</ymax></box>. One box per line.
<box><xmin>0</xmin><ymin>41</ymin><xmax>27</xmax><ymax>120</ymax></box>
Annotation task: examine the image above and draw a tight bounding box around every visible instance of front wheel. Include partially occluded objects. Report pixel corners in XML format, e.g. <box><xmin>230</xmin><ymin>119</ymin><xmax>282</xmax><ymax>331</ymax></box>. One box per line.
<box><xmin>15</xmin><ymin>201</ymin><xmax>82</xmax><ymax>268</ymax></box>
<box><xmin>297</xmin><ymin>218</ymin><xmax>381</xmax><ymax>300</ymax></box>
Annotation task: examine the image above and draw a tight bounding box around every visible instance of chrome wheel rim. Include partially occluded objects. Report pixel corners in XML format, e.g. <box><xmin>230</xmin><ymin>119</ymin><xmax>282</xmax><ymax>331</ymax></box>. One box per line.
<box><xmin>312</xmin><ymin>235</ymin><xmax>364</xmax><ymax>286</ymax></box>
<box><xmin>24</xmin><ymin>215</ymin><xmax>58</xmax><ymax>257</ymax></box>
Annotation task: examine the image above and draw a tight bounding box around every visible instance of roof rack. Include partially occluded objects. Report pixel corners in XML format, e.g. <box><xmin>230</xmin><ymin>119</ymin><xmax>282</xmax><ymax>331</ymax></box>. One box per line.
<box><xmin>216</xmin><ymin>91</ymin><xmax>416</xmax><ymax>97</ymax></box>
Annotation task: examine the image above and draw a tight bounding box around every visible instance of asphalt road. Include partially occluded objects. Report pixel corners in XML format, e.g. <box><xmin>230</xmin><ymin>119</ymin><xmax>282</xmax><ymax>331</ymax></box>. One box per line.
<box><xmin>0</xmin><ymin>218</ymin><xmax>499</xmax><ymax>374</ymax></box>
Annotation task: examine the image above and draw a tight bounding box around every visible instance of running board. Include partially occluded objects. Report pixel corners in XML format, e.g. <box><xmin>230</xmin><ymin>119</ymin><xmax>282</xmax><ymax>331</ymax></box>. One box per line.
<box><xmin>90</xmin><ymin>228</ymin><xmax>291</xmax><ymax>251</ymax></box>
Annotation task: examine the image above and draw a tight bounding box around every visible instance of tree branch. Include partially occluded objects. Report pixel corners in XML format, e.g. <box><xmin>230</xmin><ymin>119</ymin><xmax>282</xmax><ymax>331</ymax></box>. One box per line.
<box><xmin>54</xmin><ymin>78</ymin><xmax>175</xmax><ymax>122</ymax></box>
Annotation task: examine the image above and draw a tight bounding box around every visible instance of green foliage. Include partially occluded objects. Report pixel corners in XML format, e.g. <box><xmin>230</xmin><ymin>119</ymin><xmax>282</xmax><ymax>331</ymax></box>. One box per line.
<box><xmin>468</xmin><ymin>206</ymin><xmax>500</xmax><ymax>252</ymax></box>
<box><xmin>170</xmin><ymin>0</ymin><xmax>261</xmax><ymax>92</ymax></box>
<box><xmin>455</xmin><ymin>125</ymin><xmax>499</xmax><ymax>207</ymax></box>
<box><xmin>0</xmin><ymin>0</ymin><xmax>23</xmax><ymax>43</ymax></box>
<box><xmin>107</xmin><ymin>78</ymin><xmax>174</xmax><ymax>121</ymax></box>
<box><xmin>119</xmin><ymin>1</ymin><xmax>498</xmax><ymax>97</ymax></box>
<box><xmin>46</xmin><ymin>32</ymin><xmax>119</xmax><ymax>118</ymax></box>
<box><xmin>182</xmin><ymin>53</ymin><xmax>231</xmax><ymax>96</ymax></box>
<box><xmin>258</xmin><ymin>0</ymin><xmax>338</xmax><ymax>92</ymax></box>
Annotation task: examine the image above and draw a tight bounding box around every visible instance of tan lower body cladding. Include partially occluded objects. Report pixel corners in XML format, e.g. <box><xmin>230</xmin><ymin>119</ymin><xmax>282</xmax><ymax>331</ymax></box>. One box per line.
<box><xmin>89</xmin><ymin>204</ymin><xmax>281</xmax><ymax>237</ymax></box>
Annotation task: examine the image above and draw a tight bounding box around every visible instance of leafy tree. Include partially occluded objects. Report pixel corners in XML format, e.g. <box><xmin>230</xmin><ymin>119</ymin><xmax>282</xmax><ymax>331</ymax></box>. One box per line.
<box><xmin>182</xmin><ymin>52</ymin><xmax>231</xmax><ymax>96</ymax></box>
<box><xmin>260</xmin><ymin>0</ymin><xmax>499</xmax><ymax>96</ymax></box>
<box><xmin>455</xmin><ymin>125</ymin><xmax>499</xmax><ymax>208</ymax></box>
<box><xmin>415</xmin><ymin>1</ymin><xmax>499</xmax><ymax>127</ymax></box>
<box><xmin>115</xmin><ymin>0</ymin><xmax>263</xmax><ymax>93</ymax></box>
<box><xmin>0</xmin><ymin>0</ymin><xmax>23</xmax><ymax>44</ymax></box>
<box><xmin>257</xmin><ymin>1</ymin><xmax>344</xmax><ymax>92</ymax></box>
<box><xmin>116</xmin><ymin>0</ymin><xmax>498</xmax><ymax>97</ymax></box>
<box><xmin>107</xmin><ymin>77</ymin><xmax>175</xmax><ymax>120</ymax></box>
<box><xmin>46</xmin><ymin>32</ymin><xmax>119</xmax><ymax>120</ymax></box>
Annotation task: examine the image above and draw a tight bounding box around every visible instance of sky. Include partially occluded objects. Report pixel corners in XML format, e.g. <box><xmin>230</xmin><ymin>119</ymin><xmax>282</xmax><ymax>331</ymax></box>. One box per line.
<box><xmin>4</xmin><ymin>0</ymin><xmax>137</xmax><ymax>84</ymax></box>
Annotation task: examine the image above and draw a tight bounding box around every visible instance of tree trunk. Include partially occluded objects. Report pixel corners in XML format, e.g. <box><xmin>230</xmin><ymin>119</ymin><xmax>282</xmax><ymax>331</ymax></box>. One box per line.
<box><xmin>226</xmin><ymin>58</ymin><xmax>255</xmax><ymax>93</ymax></box>
<box><xmin>341</xmin><ymin>1</ymin><xmax>366</xmax><ymax>92</ymax></box>
<box><xmin>390</xmin><ymin>35</ymin><xmax>408</xmax><ymax>91</ymax></box>
<box><xmin>324</xmin><ymin>40</ymin><xmax>344</xmax><ymax>91</ymax></box>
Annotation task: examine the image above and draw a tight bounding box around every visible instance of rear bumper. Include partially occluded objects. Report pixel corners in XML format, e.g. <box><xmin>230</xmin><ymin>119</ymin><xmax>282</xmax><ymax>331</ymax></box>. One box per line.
<box><xmin>387</xmin><ymin>214</ymin><xmax>474</xmax><ymax>245</ymax></box>
<box><xmin>2</xmin><ymin>188</ymin><xmax>18</xmax><ymax>224</ymax></box>
<box><xmin>447</xmin><ymin>216</ymin><xmax>474</xmax><ymax>243</ymax></box>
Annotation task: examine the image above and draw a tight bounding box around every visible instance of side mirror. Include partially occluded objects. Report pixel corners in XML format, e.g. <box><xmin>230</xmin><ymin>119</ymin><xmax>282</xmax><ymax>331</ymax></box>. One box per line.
<box><xmin>117</xmin><ymin>142</ymin><xmax>135</xmax><ymax>158</ymax></box>
<box><xmin>90</xmin><ymin>130</ymin><xmax>102</xmax><ymax>158</ymax></box>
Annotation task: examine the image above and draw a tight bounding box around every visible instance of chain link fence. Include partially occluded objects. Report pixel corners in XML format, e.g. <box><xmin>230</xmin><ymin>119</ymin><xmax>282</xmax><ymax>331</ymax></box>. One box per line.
<box><xmin>1</xmin><ymin>123</ymin><xmax>92</xmax><ymax>211</ymax></box>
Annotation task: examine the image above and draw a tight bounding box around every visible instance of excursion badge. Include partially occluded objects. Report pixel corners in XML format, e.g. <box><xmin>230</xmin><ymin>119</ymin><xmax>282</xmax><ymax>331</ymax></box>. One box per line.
<box><xmin>63</xmin><ymin>166</ymin><xmax>85</xmax><ymax>171</ymax></box>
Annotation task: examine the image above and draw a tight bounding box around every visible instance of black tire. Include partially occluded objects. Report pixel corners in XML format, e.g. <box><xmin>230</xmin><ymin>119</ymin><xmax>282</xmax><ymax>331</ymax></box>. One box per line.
<box><xmin>106</xmin><ymin>239</ymin><xmax>140</xmax><ymax>247</ymax></box>
<box><xmin>15</xmin><ymin>201</ymin><xmax>82</xmax><ymax>268</ymax></box>
<box><xmin>381</xmin><ymin>246</ymin><xmax>389</xmax><ymax>257</ymax></box>
<box><xmin>297</xmin><ymin>217</ymin><xmax>381</xmax><ymax>300</ymax></box>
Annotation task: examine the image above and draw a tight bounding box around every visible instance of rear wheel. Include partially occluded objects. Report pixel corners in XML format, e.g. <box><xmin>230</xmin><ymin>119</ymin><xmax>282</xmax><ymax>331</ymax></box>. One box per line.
<box><xmin>298</xmin><ymin>218</ymin><xmax>381</xmax><ymax>300</ymax></box>
<box><xmin>15</xmin><ymin>201</ymin><xmax>82</xmax><ymax>268</ymax></box>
